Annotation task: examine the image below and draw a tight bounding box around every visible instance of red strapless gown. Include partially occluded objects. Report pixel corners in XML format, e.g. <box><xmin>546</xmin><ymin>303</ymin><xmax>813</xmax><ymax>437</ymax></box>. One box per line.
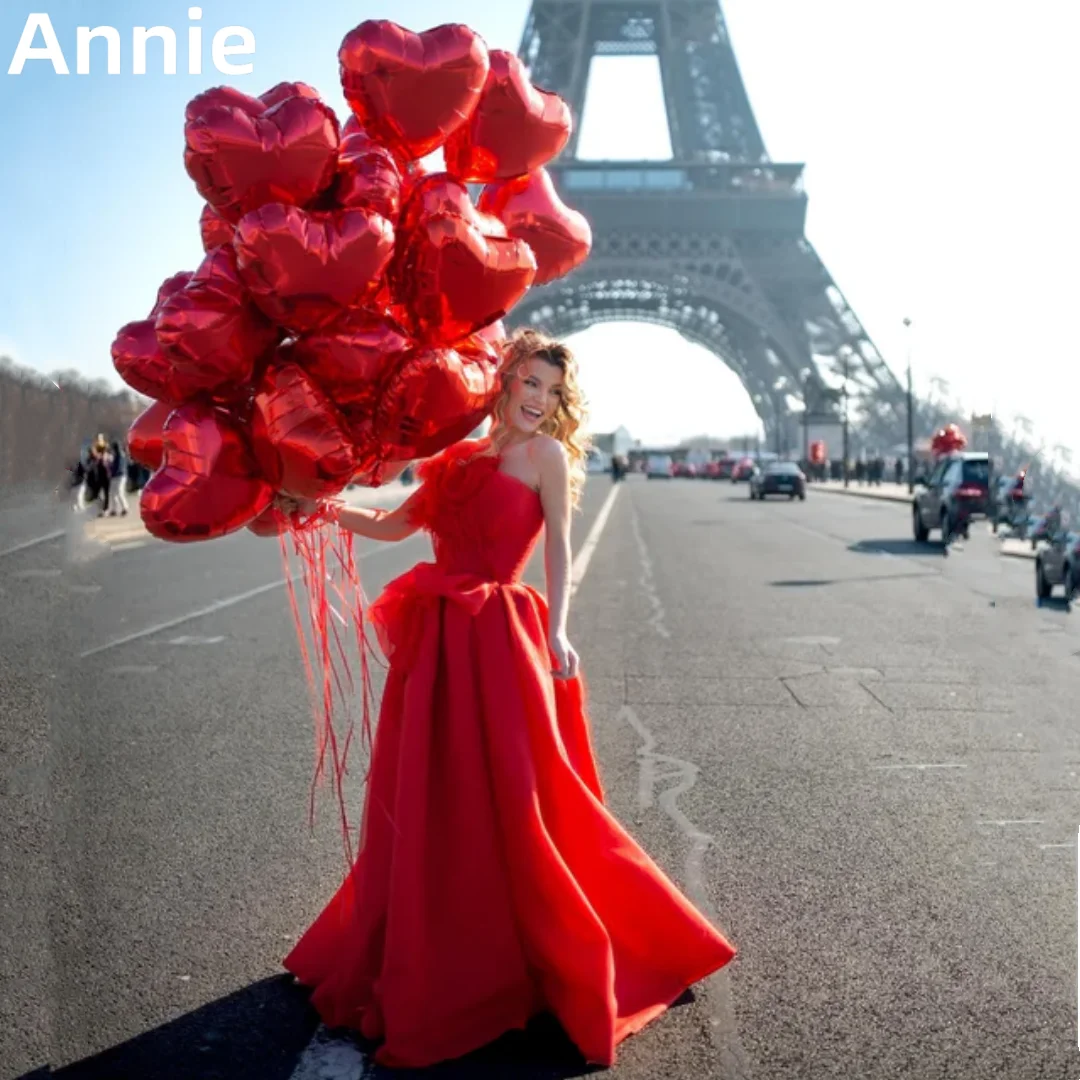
<box><xmin>284</xmin><ymin>442</ymin><xmax>735</xmax><ymax>1068</ymax></box>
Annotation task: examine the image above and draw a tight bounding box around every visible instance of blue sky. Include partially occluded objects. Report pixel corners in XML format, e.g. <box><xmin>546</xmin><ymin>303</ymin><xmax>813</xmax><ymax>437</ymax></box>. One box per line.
<box><xmin>2</xmin><ymin>2</ymin><xmax>1078</xmax><ymax>457</ymax></box>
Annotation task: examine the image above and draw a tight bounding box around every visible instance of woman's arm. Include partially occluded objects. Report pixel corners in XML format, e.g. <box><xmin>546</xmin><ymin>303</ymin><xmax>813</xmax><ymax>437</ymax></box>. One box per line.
<box><xmin>537</xmin><ymin>437</ymin><xmax>580</xmax><ymax>680</ymax></box>
<box><xmin>279</xmin><ymin>486</ymin><xmax>427</xmax><ymax>543</ymax></box>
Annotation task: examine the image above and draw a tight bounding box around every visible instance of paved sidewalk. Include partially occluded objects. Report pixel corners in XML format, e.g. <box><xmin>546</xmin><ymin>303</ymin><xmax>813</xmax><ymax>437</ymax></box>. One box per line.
<box><xmin>813</xmin><ymin>481</ymin><xmax>912</xmax><ymax>504</ymax></box>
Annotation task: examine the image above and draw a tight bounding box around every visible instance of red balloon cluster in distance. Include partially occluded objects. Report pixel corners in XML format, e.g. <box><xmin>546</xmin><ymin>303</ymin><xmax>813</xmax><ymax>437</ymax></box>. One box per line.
<box><xmin>113</xmin><ymin>20</ymin><xmax>592</xmax><ymax>544</ymax></box>
<box><xmin>930</xmin><ymin>423</ymin><xmax>968</xmax><ymax>457</ymax></box>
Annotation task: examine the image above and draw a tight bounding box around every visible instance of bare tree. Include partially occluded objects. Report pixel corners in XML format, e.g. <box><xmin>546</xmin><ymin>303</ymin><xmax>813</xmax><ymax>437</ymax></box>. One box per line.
<box><xmin>0</xmin><ymin>356</ymin><xmax>145</xmax><ymax>496</ymax></box>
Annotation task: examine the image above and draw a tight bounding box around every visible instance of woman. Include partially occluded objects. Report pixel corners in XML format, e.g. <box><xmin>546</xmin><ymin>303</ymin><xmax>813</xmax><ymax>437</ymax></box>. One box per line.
<box><xmin>281</xmin><ymin>330</ymin><xmax>735</xmax><ymax>1068</ymax></box>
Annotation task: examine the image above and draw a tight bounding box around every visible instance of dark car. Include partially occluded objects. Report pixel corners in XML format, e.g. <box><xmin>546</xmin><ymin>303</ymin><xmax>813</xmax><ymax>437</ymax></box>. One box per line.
<box><xmin>1036</xmin><ymin>528</ymin><xmax>1080</xmax><ymax>606</ymax></box>
<box><xmin>912</xmin><ymin>452</ymin><xmax>990</xmax><ymax>546</ymax></box>
<box><xmin>750</xmin><ymin>461</ymin><xmax>806</xmax><ymax>500</ymax></box>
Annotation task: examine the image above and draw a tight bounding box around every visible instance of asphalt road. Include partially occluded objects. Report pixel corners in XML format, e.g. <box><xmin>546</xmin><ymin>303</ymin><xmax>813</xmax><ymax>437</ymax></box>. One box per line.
<box><xmin>2</xmin><ymin>477</ymin><xmax>1078</xmax><ymax>1080</ymax></box>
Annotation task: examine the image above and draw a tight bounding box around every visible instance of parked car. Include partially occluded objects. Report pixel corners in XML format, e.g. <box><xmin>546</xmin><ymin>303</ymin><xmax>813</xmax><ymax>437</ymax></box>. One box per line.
<box><xmin>731</xmin><ymin>458</ymin><xmax>755</xmax><ymax>483</ymax></box>
<box><xmin>672</xmin><ymin>460</ymin><xmax>697</xmax><ymax>478</ymax></box>
<box><xmin>750</xmin><ymin>461</ymin><xmax>806</xmax><ymax>500</ymax></box>
<box><xmin>646</xmin><ymin>453</ymin><xmax>674</xmax><ymax>479</ymax></box>
<box><xmin>912</xmin><ymin>451</ymin><xmax>991</xmax><ymax>546</ymax></box>
<box><xmin>1036</xmin><ymin>529</ymin><xmax>1080</xmax><ymax>605</ymax></box>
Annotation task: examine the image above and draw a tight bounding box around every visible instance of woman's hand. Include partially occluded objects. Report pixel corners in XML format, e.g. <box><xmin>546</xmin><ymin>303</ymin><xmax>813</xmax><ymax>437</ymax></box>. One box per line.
<box><xmin>549</xmin><ymin>630</ymin><xmax>580</xmax><ymax>681</ymax></box>
<box><xmin>273</xmin><ymin>493</ymin><xmax>320</xmax><ymax>517</ymax></box>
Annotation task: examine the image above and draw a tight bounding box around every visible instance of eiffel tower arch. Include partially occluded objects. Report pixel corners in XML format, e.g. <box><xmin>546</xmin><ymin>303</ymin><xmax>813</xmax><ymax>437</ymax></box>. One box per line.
<box><xmin>508</xmin><ymin>0</ymin><xmax>907</xmax><ymax>453</ymax></box>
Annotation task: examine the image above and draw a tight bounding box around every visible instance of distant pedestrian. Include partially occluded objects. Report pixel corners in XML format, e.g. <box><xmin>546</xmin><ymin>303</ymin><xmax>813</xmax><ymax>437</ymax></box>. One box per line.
<box><xmin>108</xmin><ymin>440</ymin><xmax>130</xmax><ymax>516</ymax></box>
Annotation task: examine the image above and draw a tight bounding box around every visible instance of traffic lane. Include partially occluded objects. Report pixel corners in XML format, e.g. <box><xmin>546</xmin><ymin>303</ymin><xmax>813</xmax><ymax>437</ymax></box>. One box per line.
<box><xmin>0</xmin><ymin>490</ymin><xmax>68</xmax><ymax>557</ymax></box>
<box><xmin>48</xmin><ymin>531</ymin><xmax>427</xmax><ymax>1073</ymax></box>
<box><xmin>791</xmin><ymin>487</ymin><xmax>1051</xmax><ymax>606</ymax></box>
<box><xmin>48</xmin><ymin>477</ymin><xmax>615</xmax><ymax>1075</ymax></box>
<box><xmin>0</xmin><ymin>536</ymin><xmax>65</xmax><ymax>1080</ymax></box>
<box><xmin>598</xmin><ymin>477</ymin><xmax>1080</xmax><ymax>1078</ymax></box>
<box><xmin>52</xmin><ymin>473</ymin><xmax>615</xmax><ymax>660</ymax></box>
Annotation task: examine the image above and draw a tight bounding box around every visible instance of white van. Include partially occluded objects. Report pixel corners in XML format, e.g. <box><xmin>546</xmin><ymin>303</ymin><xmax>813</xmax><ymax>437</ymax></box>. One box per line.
<box><xmin>646</xmin><ymin>454</ymin><xmax>673</xmax><ymax>479</ymax></box>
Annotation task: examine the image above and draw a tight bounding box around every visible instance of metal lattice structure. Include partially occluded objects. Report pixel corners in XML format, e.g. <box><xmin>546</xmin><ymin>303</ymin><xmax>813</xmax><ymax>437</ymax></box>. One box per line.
<box><xmin>511</xmin><ymin>0</ymin><xmax>906</xmax><ymax>451</ymax></box>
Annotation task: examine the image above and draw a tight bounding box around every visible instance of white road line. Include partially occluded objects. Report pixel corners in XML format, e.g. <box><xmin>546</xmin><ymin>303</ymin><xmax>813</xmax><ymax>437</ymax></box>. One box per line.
<box><xmin>977</xmin><ymin>819</ymin><xmax>1045</xmax><ymax>827</ymax></box>
<box><xmin>0</xmin><ymin>529</ymin><xmax>64</xmax><ymax>559</ymax></box>
<box><xmin>630</xmin><ymin>502</ymin><xmax>671</xmax><ymax>639</ymax></box>
<box><xmin>78</xmin><ymin>537</ymin><xmax>424</xmax><ymax>660</ymax></box>
<box><xmin>1040</xmin><ymin>842</ymin><xmax>1074</xmax><ymax>851</ymax></box>
<box><xmin>289</xmin><ymin>1026</ymin><xmax>368</xmax><ymax>1080</ymax></box>
<box><xmin>620</xmin><ymin>704</ymin><xmax>752</xmax><ymax>1075</ymax></box>
<box><xmin>289</xmin><ymin>488</ymin><xmax>622</xmax><ymax>1079</ymax></box>
<box><xmin>79</xmin><ymin>578</ymin><xmax>295</xmax><ymax>659</ymax></box>
<box><xmin>570</xmin><ymin>481</ymin><xmax>621</xmax><ymax>597</ymax></box>
<box><xmin>872</xmin><ymin>762</ymin><xmax>968</xmax><ymax>772</ymax></box>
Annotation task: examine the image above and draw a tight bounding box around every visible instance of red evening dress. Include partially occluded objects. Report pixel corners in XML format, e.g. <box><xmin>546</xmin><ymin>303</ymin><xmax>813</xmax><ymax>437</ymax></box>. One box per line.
<box><xmin>283</xmin><ymin>440</ymin><xmax>735</xmax><ymax>1068</ymax></box>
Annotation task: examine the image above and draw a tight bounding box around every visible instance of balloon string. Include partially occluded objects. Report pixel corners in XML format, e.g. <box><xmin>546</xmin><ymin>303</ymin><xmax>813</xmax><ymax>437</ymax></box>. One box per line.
<box><xmin>279</xmin><ymin>504</ymin><xmax>380</xmax><ymax>870</ymax></box>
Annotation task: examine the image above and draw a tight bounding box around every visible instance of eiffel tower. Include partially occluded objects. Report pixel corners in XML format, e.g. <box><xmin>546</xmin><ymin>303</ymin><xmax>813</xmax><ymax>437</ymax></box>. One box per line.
<box><xmin>509</xmin><ymin>0</ymin><xmax>906</xmax><ymax>453</ymax></box>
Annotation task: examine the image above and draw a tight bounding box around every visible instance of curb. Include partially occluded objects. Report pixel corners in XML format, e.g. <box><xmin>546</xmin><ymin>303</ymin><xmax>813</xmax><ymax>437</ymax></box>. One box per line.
<box><xmin>812</xmin><ymin>485</ymin><xmax>911</xmax><ymax>505</ymax></box>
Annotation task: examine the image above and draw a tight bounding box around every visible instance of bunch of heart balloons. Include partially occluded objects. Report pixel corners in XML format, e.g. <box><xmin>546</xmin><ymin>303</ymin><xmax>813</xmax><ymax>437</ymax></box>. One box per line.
<box><xmin>930</xmin><ymin>423</ymin><xmax>967</xmax><ymax>457</ymax></box>
<box><xmin>114</xmin><ymin>20</ymin><xmax>592</xmax><ymax>544</ymax></box>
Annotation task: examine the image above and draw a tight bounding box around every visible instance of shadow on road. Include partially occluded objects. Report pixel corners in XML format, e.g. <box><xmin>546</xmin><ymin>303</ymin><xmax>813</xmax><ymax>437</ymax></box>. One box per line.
<box><xmin>362</xmin><ymin>1007</ymin><xmax>614</xmax><ymax>1079</ymax></box>
<box><xmin>43</xmin><ymin>975</ymin><xmax>652</xmax><ymax>1079</ymax></box>
<box><xmin>53</xmin><ymin>976</ymin><xmax>315</xmax><ymax>1080</ymax></box>
<box><xmin>848</xmin><ymin>538</ymin><xmax>946</xmax><ymax>557</ymax></box>
<box><xmin>771</xmin><ymin>571</ymin><xmax>937</xmax><ymax>588</ymax></box>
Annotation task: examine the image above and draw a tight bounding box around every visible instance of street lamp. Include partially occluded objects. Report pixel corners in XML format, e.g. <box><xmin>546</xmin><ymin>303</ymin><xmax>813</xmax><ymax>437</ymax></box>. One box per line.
<box><xmin>903</xmin><ymin>317</ymin><xmax>914</xmax><ymax>493</ymax></box>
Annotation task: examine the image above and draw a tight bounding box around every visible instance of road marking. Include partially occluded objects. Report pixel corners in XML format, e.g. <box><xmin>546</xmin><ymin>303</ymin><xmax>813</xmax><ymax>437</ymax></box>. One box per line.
<box><xmin>1039</xmin><ymin>842</ymin><xmax>1073</xmax><ymax>851</ymax></box>
<box><xmin>13</xmin><ymin>567</ymin><xmax>62</xmax><ymax>579</ymax></box>
<box><xmin>0</xmin><ymin>529</ymin><xmax>64</xmax><ymax>559</ymax></box>
<box><xmin>289</xmin><ymin>1026</ymin><xmax>368</xmax><ymax>1080</ymax></box>
<box><xmin>977</xmin><ymin>819</ymin><xmax>1044</xmax><ymax>827</ymax></box>
<box><xmin>872</xmin><ymin>762</ymin><xmax>968</xmax><ymax>772</ymax></box>
<box><xmin>166</xmin><ymin>635</ymin><xmax>226</xmax><ymax>646</ymax></box>
<box><xmin>77</xmin><ymin>536</ymin><xmax>425</xmax><ymax>660</ymax></box>
<box><xmin>620</xmin><ymin>703</ymin><xmax>751</xmax><ymax>1077</ymax></box>
<box><xmin>79</xmin><ymin>578</ymin><xmax>294</xmax><ymax>659</ymax></box>
<box><xmin>570</xmin><ymin>482</ymin><xmax>622</xmax><ymax>598</ymax></box>
<box><xmin>112</xmin><ymin>539</ymin><xmax>149</xmax><ymax>553</ymax></box>
<box><xmin>630</xmin><ymin>503</ymin><xmax>671</xmax><ymax>639</ymax></box>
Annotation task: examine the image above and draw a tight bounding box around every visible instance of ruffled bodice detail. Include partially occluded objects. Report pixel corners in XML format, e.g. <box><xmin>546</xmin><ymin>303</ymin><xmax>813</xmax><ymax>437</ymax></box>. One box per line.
<box><xmin>409</xmin><ymin>440</ymin><xmax>544</xmax><ymax>582</ymax></box>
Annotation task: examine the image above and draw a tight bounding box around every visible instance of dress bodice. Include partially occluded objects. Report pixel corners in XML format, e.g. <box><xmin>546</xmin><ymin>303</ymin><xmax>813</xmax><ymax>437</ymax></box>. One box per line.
<box><xmin>412</xmin><ymin>440</ymin><xmax>544</xmax><ymax>583</ymax></box>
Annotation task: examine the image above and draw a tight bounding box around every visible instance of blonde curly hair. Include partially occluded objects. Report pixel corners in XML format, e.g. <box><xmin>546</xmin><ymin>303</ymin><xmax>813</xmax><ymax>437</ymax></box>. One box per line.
<box><xmin>487</xmin><ymin>329</ymin><xmax>590</xmax><ymax>507</ymax></box>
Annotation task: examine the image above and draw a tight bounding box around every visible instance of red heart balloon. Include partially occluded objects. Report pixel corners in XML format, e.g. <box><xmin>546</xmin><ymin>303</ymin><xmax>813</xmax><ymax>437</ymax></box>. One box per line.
<box><xmin>476</xmin><ymin>319</ymin><xmax>507</xmax><ymax>351</ymax></box>
<box><xmin>186</xmin><ymin>82</ymin><xmax>323</xmax><ymax>124</ymax></box>
<box><xmin>140</xmin><ymin>402</ymin><xmax>273</xmax><ymax>542</ymax></box>
<box><xmin>480</xmin><ymin>167</ymin><xmax>592</xmax><ymax>285</ymax></box>
<box><xmin>112</xmin><ymin>319</ymin><xmax>203</xmax><ymax>405</ymax></box>
<box><xmin>333</xmin><ymin>129</ymin><xmax>403</xmax><ymax>220</ymax></box>
<box><xmin>234</xmin><ymin>203</ymin><xmax>395</xmax><ymax>333</ymax></box>
<box><xmin>445</xmin><ymin>51</ymin><xmax>571</xmax><ymax>183</ymax></box>
<box><xmin>184</xmin><ymin>95</ymin><xmax>340</xmax><ymax>222</ymax></box>
<box><xmin>251</xmin><ymin>362</ymin><xmax>358</xmax><ymax>499</ymax></box>
<box><xmin>200</xmin><ymin>204</ymin><xmax>234</xmax><ymax>252</ymax></box>
<box><xmin>285</xmin><ymin>310</ymin><xmax>412</xmax><ymax>412</ymax></box>
<box><xmin>352</xmin><ymin>457</ymin><xmax>409</xmax><ymax>488</ymax></box>
<box><xmin>127</xmin><ymin>399</ymin><xmax>175</xmax><ymax>470</ymax></box>
<box><xmin>185</xmin><ymin>85</ymin><xmax>264</xmax><ymax>122</ymax></box>
<box><xmin>374</xmin><ymin>346</ymin><xmax>498</xmax><ymax>459</ymax></box>
<box><xmin>339</xmin><ymin>21</ymin><xmax>490</xmax><ymax>163</ymax></box>
<box><xmin>395</xmin><ymin>212</ymin><xmax>536</xmax><ymax>345</ymax></box>
<box><xmin>149</xmin><ymin>271</ymin><xmax>195</xmax><ymax>320</ymax></box>
<box><xmin>398</xmin><ymin>172</ymin><xmax>506</xmax><ymax>241</ymax></box>
<box><xmin>155</xmin><ymin>245</ymin><xmax>279</xmax><ymax>399</ymax></box>
<box><xmin>259</xmin><ymin>81</ymin><xmax>323</xmax><ymax>110</ymax></box>
<box><xmin>247</xmin><ymin>505</ymin><xmax>288</xmax><ymax>538</ymax></box>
